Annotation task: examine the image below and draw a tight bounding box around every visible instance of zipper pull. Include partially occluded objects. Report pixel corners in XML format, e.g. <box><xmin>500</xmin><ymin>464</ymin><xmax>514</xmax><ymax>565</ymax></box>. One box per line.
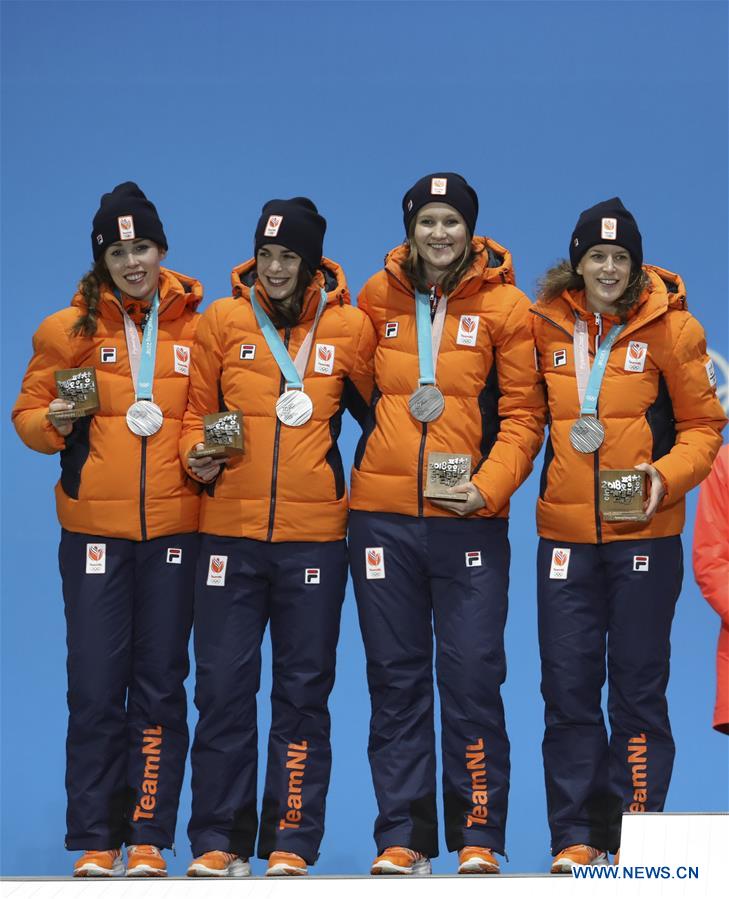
<box><xmin>594</xmin><ymin>312</ymin><xmax>602</xmax><ymax>351</ymax></box>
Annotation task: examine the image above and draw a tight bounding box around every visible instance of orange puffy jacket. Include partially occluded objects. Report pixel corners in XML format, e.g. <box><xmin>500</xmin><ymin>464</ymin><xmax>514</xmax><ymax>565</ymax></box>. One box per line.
<box><xmin>13</xmin><ymin>268</ymin><xmax>203</xmax><ymax>540</ymax></box>
<box><xmin>349</xmin><ymin>238</ymin><xmax>546</xmax><ymax>518</ymax></box>
<box><xmin>180</xmin><ymin>258</ymin><xmax>376</xmax><ymax>542</ymax></box>
<box><xmin>530</xmin><ymin>265</ymin><xmax>726</xmax><ymax>544</ymax></box>
<box><xmin>693</xmin><ymin>443</ymin><xmax>729</xmax><ymax>734</ymax></box>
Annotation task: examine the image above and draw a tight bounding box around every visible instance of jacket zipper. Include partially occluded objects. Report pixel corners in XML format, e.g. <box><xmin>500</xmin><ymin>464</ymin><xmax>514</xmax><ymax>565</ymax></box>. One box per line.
<box><xmin>529</xmin><ymin>308</ymin><xmax>573</xmax><ymax>339</ymax></box>
<box><xmin>267</xmin><ymin>328</ymin><xmax>290</xmax><ymax>541</ymax></box>
<box><xmin>417</xmin><ymin>422</ymin><xmax>427</xmax><ymax>517</ymax></box>
<box><xmin>593</xmin><ymin>313</ymin><xmax>602</xmax><ymax>544</ymax></box>
<box><xmin>139</xmin><ymin>436</ymin><xmax>148</xmax><ymax>541</ymax></box>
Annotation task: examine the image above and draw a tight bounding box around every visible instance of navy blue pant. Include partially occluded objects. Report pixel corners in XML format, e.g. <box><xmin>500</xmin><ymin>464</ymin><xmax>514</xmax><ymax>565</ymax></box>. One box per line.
<box><xmin>60</xmin><ymin>529</ymin><xmax>197</xmax><ymax>850</ymax></box>
<box><xmin>538</xmin><ymin>536</ymin><xmax>683</xmax><ymax>855</ymax></box>
<box><xmin>349</xmin><ymin>511</ymin><xmax>511</xmax><ymax>858</ymax></box>
<box><xmin>188</xmin><ymin>535</ymin><xmax>347</xmax><ymax>864</ymax></box>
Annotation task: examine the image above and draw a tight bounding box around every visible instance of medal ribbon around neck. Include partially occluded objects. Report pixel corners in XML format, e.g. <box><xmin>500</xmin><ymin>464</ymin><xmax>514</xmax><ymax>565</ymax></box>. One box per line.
<box><xmin>409</xmin><ymin>288</ymin><xmax>448</xmax><ymax>422</ymax></box>
<box><xmin>569</xmin><ymin>317</ymin><xmax>626</xmax><ymax>452</ymax></box>
<box><xmin>250</xmin><ymin>285</ymin><xmax>328</xmax><ymax>426</ymax></box>
<box><xmin>117</xmin><ymin>290</ymin><xmax>165</xmax><ymax>437</ymax></box>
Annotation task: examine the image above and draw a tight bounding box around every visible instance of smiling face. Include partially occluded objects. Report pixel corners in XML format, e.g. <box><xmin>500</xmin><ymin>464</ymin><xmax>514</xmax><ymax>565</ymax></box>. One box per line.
<box><xmin>104</xmin><ymin>239</ymin><xmax>165</xmax><ymax>302</ymax></box>
<box><xmin>412</xmin><ymin>203</ymin><xmax>469</xmax><ymax>282</ymax></box>
<box><xmin>256</xmin><ymin>244</ymin><xmax>302</xmax><ymax>301</ymax></box>
<box><xmin>576</xmin><ymin>244</ymin><xmax>633</xmax><ymax>313</ymax></box>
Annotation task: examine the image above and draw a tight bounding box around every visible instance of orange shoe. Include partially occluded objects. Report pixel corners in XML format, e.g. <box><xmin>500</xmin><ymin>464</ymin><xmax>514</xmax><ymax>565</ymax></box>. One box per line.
<box><xmin>551</xmin><ymin>844</ymin><xmax>608</xmax><ymax>874</ymax></box>
<box><xmin>73</xmin><ymin>849</ymin><xmax>124</xmax><ymax>877</ymax></box>
<box><xmin>126</xmin><ymin>845</ymin><xmax>167</xmax><ymax>877</ymax></box>
<box><xmin>371</xmin><ymin>846</ymin><xmax>431</xmax><ymax>875</ymax></box>
<box><xmin>186</xmin><ymin>850</ymin><xmax>251</xmax><ymax>877</ymax></box>
<box><xmin>266</xmin><ymin>851</ymin><xmax>308</xmax><ymax>876</ymax></box>
<box><xmin>458</xmin><ymin>845</ymin><xmax>500</xmax><ymax>874</ymax></box>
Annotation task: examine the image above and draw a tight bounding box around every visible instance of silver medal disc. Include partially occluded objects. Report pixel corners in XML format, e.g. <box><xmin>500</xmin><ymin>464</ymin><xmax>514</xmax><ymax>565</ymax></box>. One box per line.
<box><xmin>409</xmin><ymin>385</ymin><xmax>445</xmax><ymax>423</ymax></box>
<box><xmin>126</xmin><ymin>400</ymin><xmax>164</xmax><ymax>437</ymax></box>
<box><xmin>569</xmin><ymin>416</ymin><xmax>605</xmax><ymax>453</ymax></box>
<box><xmin>276</xmin><ymin>390</ymin><xmax>313</xmax><ymax>427</ymax></box>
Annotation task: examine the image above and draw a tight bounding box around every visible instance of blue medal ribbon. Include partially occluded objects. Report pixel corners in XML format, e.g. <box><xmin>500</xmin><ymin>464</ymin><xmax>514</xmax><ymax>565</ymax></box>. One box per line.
<box><xmin>136</xmin><ymin>292</ymin><xmax>160</xmax><ymax>400</ymax></box>
<box><xmin>414</xmin><ymin>290</ymin><xmax>436</xmax><ymax>386</ymax></box>
<box><xmin>580</xmin><ymin>323</ymin><xmax>626</xmax><ymax>416</ymax></box>
<box><xmin>250</xmin><ymin>286</ymin><xmax>327</xmax><ymax>390</ymax></box>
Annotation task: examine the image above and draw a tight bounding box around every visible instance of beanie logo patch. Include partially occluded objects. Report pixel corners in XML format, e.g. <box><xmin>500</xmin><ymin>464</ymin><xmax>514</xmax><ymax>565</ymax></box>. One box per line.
<box><xmin>431</xmin><ymin>177</ymin><xmax>448</xmax><ymax>195</ymax></box>
<box><xmin>624</xmin><ymin>341</ymin><xmax>647</xmax><ymax>373</ymax></box>
<box><xmin>264</xmin><ymin>215</ymin><xmax>283</xmax><ymax>237</ymax></box>
<box><xmin>407</xmin><ymin>199</ymin><xmax>414</xmax><ymax>212</ymax></box>
<box><xmin>96</xmin><ymin>234</ymin><xmax>104</xmax><ymax>246</ymax></box>
<box><xmin>118</xmin><ymin>215</ymin><xmax>135</xmax><ymax>240</ymax></box>
<box><xmin>601</xmin><ymin>217</ymin><xmax>617</xmax><ymax>240</ymax></box>
<box><xmin>314</xmin><ymin>344</ymin><xmax>335</xmax><ymax>376</ymax></box>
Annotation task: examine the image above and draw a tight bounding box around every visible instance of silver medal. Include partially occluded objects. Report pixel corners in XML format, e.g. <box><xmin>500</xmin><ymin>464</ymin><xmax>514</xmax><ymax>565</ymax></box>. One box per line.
<box><xmin>126</xmin><ymin>400</ymin><xmax>163</xmax><ymax>437</ymax></box>
<box><xmin>276</xmin><ymin>390</ymin><xmax>313</xmax><ymax>427</ymax></box>
<box><xmin>569</xmin><ymin>416</ymin><xmax>605</xmax><ymax>453</ymax></box>
<box><xmin>409</xmin><ymin>385</ymin><xmax>445</xmax><ymax>423</ymax></box>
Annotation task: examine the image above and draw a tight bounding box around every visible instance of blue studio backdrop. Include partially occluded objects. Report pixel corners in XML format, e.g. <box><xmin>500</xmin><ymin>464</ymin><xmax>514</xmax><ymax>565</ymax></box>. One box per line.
<box><xmin>1</xmin><ymin>0</ymin><xmax>727</xmax><ymax>877</ymax></box>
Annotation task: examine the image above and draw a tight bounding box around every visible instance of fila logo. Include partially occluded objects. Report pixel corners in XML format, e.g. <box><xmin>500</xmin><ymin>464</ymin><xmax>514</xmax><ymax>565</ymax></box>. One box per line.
<box><xmin>117</xmin><ymin>215</ymin><xmax>135</xmax><ymax>240</ymax></box>
<box><xmin>601</xmin><ymin>217</ymin><xmax>617</xmax><ymax>240</ymax></box>
<box><xmin>549</xmin><ymin>547</ymin><xmax>571</xmax><ymax>580</ymax></box>
<box><xmin>624</xmin><ymin>341</ymin><xmax>648</xmax><ymax>373</ymax></box>
<box><xmin>174</xmin><ymin>344</ymin><xmax>190</xmax><ymax>376</ymax></box>
<box><xmin>385</xmin><ymin>322</ymin><xmax>399</xmax><ymax>339</ymax></box>
<box><xmin>206</xmin><ymin>554</ymin><xmax>228</xmax><ymax>587</ymax></box>
<box><xmin>85</xmin><ymin>543</ymin><xmax>106</xmax><ymax>575</ymax></box>
<box><xmin>633</xmin><ymin>555</ymin><xmax>650</xmax><ymax>572</ymax></box>
<box><xmin>553</xmin><ymin>349</ymin><xmax>567</xmax><ymax>368</ymax></box>
<box><xmin>240</xmin><ymin>344</ymin><xmax>256</xmax><ymax>360</ymax></box>
<box><xmin>365</xmin><ymin>547</ymin><xmax>385</xmax><ymax>580</ymax></box>
<box><xmin>457</xmin><ymin>315</ymin><xmax>479</xmax><ymax>346</ymax></box>
<box><xmin>314</xmin><ymin>343</ymin><xmax>335</xmax><ymax>376</ymax></box>
<box><xmin>264</xmin><ymin>214</ymin><xmax>283</xmax><ymax>237</ymax></box>
<box><xmin>465</xmin><ymin>551</ymin><xmax>482</xmax><ymax>568</ymax></box>
<box><xmin>304</xmin><ymin>568</ymin><xmax>320</xmax><ymax>584</ymax></box>
<box><xmin>706</xmin><ymin>359</ymin><xmax>717</xmax><ymax>389</ymax></box>
<box><xmin>431</xmin><ymin>177</ymin><xmax>448</xmax><ymax>195</ymax></box>
<box><xmin>166</xmin><ymin>547</ymin><xmax>182</xmax><ymax>565</ymax></box>
<box><xmin>100</xmin><ymin>347</ymin><xmax>117</xmax><ymax>364</ymax></box>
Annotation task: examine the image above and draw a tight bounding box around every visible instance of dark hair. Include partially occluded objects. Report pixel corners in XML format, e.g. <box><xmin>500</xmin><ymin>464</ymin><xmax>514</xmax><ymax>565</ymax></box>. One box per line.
<box><xmin>537</xmin><ymin>259</ymin><xmax>649</xmax><ymax>318</ymax></box>
<box><xmin>263</xmin><ymin>260</ymin><xmax>315</xmax><ymax>329</ymax></box>
<box><xmin>71</xmin><ymin>258</ymin><xmax>113</xmax><ymax>337</ymax></box>
<box><xmin>401</xmin><ymin>218</ymin><xmax>476</xmax><ymax>297</ymax></box>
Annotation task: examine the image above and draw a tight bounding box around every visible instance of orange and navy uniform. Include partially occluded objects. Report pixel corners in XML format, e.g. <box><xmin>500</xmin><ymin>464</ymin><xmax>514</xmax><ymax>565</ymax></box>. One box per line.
<box><xmin>693</xmin><ymin>444</ymin><xmax>729</xmax><ymax>734</ymax></box>
<box><xmin>184</xmin><ymin>257</ymin><xmax>376</xmax><ymax>865</ymax></box>
<box><xmin>180</xmin><ymin>256</ymin><xmax>376</xmax><ymax>541</ymax></box>
<box><xmin>13</xmin><ymin>267</ymin><xmax>203</xmax><ymax>540</ymax></box>
<box><xmin>530</xmin><ymin>265</ymin><xmax>726</xmax><ymax>543</ymax></box>
<box><xmin>531</xmin><ymin>265</ymin><xmax>726</xmax><ymax>856</ymax></box>
<box><xmin>13</xmin><ymin>267</ymin><xmax>203</xmax><ymax>851</ymax></box>
<box><xmin>350</xmin><ymin>238</ymin><xmax>545</xmax><ymax>516</ymax></box>
<box><xmin>348</xmin><ymin>237</ymin><xmax>544</xmax><ymax>858</ymax></box>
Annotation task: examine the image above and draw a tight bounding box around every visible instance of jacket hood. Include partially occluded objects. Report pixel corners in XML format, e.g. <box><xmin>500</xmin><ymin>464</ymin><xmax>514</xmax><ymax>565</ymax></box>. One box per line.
<box><xmin>384</xmin><ymin>236</ymin><xmax>516</xmax><ymax>298</ymax></box>
<box><xmin>230</xmin><ymin>255</ymin><xmax>351</xmax><ymax>321</ymax></box>
<box><xmin>532</xmin><ymin>263</ymin><xmax>687</xmax><ymax>333</ymax></box>
<box><xmin>71</xmin><ymin>267</ymin><xmax>203</xmax><ymax>320</ymax></box>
